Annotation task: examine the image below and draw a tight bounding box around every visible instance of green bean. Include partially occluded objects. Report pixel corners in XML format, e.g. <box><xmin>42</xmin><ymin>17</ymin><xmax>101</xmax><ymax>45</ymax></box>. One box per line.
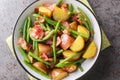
<box><xmin>53</xmin><ymin>21</ymin><xmax>61</xmax><ymax>64</ymax></box>
<box><xmin>42</xmin><ymin>30</ymin><xmax>55</xmax><ymax>40</ymax></box>
<box><xmin>23</xmin><ymin>18</ymin><xmax>28</xmax><ymax>40</ymax></box>
<box><xmin>68</xmin><ymin>3</ymin><xmax>73</xmax><ymax>15</ymax></box>
<box><xmin>77</xmin><ymin>7</ymin><xmax>93</xmax><ymax>37</ymax></box>
<box><xmin>46</xmin><ymin>23</ymin><xmax>51</xmax><ymax>31</ymax></box>
<box><xmin>61</xmin><ymin>25</ymin><xmax>88</xmax><ymax>38</ymax></box>
<box><xmin>71</xmin><ymin>32</ymin><xmax>78</xmax><ymax>38</ymax></box>
<box><xmin>70</xmin><ymin>28</ymin><xmax>89</xmax><ymax>38</ymax></box>
<box><xmin>33</xmin><ymin>41</ymin><xmax>36</xmax><ymax>50</ymax></box>
<box><xmin>29</xmin><ymin>52</ymin><xmax>51</xmax><ymax>65</ymax></box>
<box><xmin>69</xmin><ymin>3</ymin><xmax>73</xmax><ymax>11</ymax></box>
<box><xmin>19</xmin><ymin>28</ymin><xmax>23</xmax><ymax>33</ymax></box>
<box><xmin>78</xmin><ymin>64</ymin><xmax>84</xmax><ymax>72</ymax></box>
<box><xmin>32</xmin><ymin>13</ymin><xmax>40</xmax><ymax>18</ymax></box>
<box><xmin>65</xmin><ymin>58</ymin><xmax>85</xmax><ymax>66</ymax></box>
<box><xmin>57</xmin><ymin>49</ymin><xmax>64</xmax><ymax>54</ymax></box>
<box><xmin>53</xmin><ymin>34</ymin><xmax>57</xmax><ymax>64</ymax></box>
<box><xmin>56</xmin><ymin>51</ymin><xmax>84</xmax><ymax>67</ymax></box>
<box><xmin>56</xmin><ymin>0</ymin><xmax>63</xmax><ymax>6</ymax></box>
<box><xmin>55</xmin><ymin>21</ymin><xmax>61</xmax><ymax>31</ymax></box>
<box><xmin>71</xmin><ymin>9</ymin><xmax>77</xmax><ymax>15</ymax></box>
<box><xmin>57</xmin><ymin>58</ymin><xmax>85</xmax><ymax>67</ymax></box>
<box><xmin>24</xmin><ymin>60</ymin><xmax>51</xmax><ymax>79</ymax></box>
<box><xmin>26</xmin><ymin>17</ymin><xmax>31</xmax><ymax>42</ymax></box>
<box><xmin>30</xmin><ymin>30</ymin><xmax>55</xmax><ymax>42</ymax></box>
<box><xmin>44</xmin><ymin>17</ymin><xmax>88</xmax><ymax>38</ymax></box>
<box><xmin>18</xmin><ymin>46</ymin><xmax>30</xmax><ymax>63</ymax></box>
<box><xmin>40</xmin><ymin>23</ymin><xmax>47</xmax><ymax>30</ymax></box>
<box><xmin>44</xmin><ymin>16</ymin><xmax>57</xmax><ymax>26</ymax></box>
<box><xmin>35</xmin><ymin>41</ymin><xmax>39</xmax><ymax>57</ymax></box>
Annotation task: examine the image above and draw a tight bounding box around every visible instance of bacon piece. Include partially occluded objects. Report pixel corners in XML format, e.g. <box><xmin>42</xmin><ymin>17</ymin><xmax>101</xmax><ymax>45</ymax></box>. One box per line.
<box><xmin>34</xmin><ymin>16</ymin><xmax>45</xmax><ymax>25</ymax></box>
<box><xmin>18</xmin><ymin>37</ymin><xmax>31</xmax><ymax>52</ymax></box>
<box><xmin>62</xmin><ymin>20</ymin><xmax>70</xmax><ymax>28</ymax></box>
<box><xmin>46</xmin><ymin>38</ymin><xmax>53</xmax><ymax>45</ymax></box>
<box><xmin>60</xmin><ymin>34</ymin><xmax>74</xmax><ymax>50</ymax></box>
<box><xmin>71</xmin><ymin>13</ymin><xmax>83</xmax><ymax>24</ymax></box>
<box><xmin>45</xmin><ymin>31</ymin><xmax>50</xmax><ymax>36</ymax></box>
<box><xmin>61</xmin><ymin>4</ymin><xmax>68</xmax><ymax>12</ymax></box>
<box><xmin>30</xmin><ymin>25</ymin><xmax>44</xmax><ymax>40</ymax></box>
<box><xmin>71</xmin><ymin>13</ymin><xmax>79</xmax><ymax>21</ymax></box>
<box><xmin>41</xmin><ymin>53</ymin><xmax>53</xmax><ymax>62</ymax></box>
<box><xmin>43</xmin><ymin>4</ymin><xmax>56</xmax><ymax>11</ymax></box>
<box><xmin>62</xmin><ymin>30</ymin><xmax>70</xmax><ymax>35</ymax></box>
<box><xmin>56</xmin><ymin>36</ymin><xmax>61</xmax><ymax>46</ymax></box>
<box><xmin>38</xmin><ymin>16</ymin><xmax>45</xmax><ymax>23</ymax></box>
<box><xmin>46</xmin><ymin>36</ymin><xmax>61</xmax><ymax>46</ymax></box>
<box><xmin>34</xmin><ymin>8</ymin><xmax>39</xmax><ymax>13</ymax></box>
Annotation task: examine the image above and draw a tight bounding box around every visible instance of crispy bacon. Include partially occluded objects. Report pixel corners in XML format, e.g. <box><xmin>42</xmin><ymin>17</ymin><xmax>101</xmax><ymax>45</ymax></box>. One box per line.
<box><xmin>41</xmin><ymin>53</ymin><xmax>53</xmax><ymax>62</ymax></box>
<box><xmin>34</xmin><ymin>8</ymin><xmax>39</xmax><ymax>13</ymax></box>
<box><xmin>62</xmin><ymin>20</ymin><xmax>70</xmax><ymax>28</ymax></box>
<box><xmin>46</xmin><ymin>38</ymin><xmax>53</xmax><ymax>45</ymax></box>
<box><xmin>46</xmin><ymin>36</ymin><xmax>61</xmax><ymax>47</ymax></box>
<box><xmin>18</xmin><ymin>37</ymin><xmax>31</xmax><ymax>52</ymax></box>
<box><xmin>71</xmin><ymin>13</ymin><xmax>79</xmax><ymax>21</ymax></box>
<box><xmin>62</xmin><ymin>30</ymin><xmax>70</xmax><ymax>35</ymax></box>
<box><xmin>71</xmin><ymin>13</ymin><xmax>83</xmax><ymax>24</ymax></box>
<box><xmin>45</xmin><ymin>31</ymin><xmax>50</xmax><ymax>36</ymax></box>
<box><xmin>60</xmin><ymin>34</ymin><xmax>74</xmax><ymax>50</ymax></box>
<box><xmin>43</xmin><ymin>4</ymin><xmax>56</xmax><ymax>11</ymax></box>
<box><xmin>38</xmin><ymin>16</ymin><xmax>45</xmax><ymax>23</ymax></box>
<box><xmin>34</xmin><ymin>16</ymin><xmax>45</xmax><ymax>25</ymax></box>
<box><xmin>30</xmin><ymin>25</ymin><xmax>44</xmax><ymax>40</ymax></box>
<box><xmin>56</xmin><ymin>36</ymin><xmax>61</xmax><ymax>46</ymax></box>
<box><xmin>61</xmin><ymin>4</ymin><xmax>68</xmax><ymax>12</ymax></box>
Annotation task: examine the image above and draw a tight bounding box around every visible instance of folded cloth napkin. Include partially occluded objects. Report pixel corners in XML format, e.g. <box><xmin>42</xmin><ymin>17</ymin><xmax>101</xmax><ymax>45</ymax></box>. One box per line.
<box><xmin>6</xmin><ymin>0</ymin><xmax>111</xmax><ymax>80</ymax></box>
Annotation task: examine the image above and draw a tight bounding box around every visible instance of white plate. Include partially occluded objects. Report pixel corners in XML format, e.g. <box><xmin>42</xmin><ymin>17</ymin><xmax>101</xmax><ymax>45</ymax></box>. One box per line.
<box><xmin>12</xmin><ymin>0</ymin><xmax>101</xmax><ymax>80</ymax></box>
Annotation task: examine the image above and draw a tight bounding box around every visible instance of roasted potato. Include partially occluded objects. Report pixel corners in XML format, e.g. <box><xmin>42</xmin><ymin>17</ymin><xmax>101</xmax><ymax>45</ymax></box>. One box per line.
<box><xmin>70</xmin><ymin>21</ymin><xmax>78</xmax><ymax>31</ymax></box>
<box><xmin>33</xmin><ymin>62</ymin><xmax>48</xmax><ymax>74</ymax></box>
<box><xmin>63</xmin><ymin>50</ymin><xmax>81</xmax><ymax>61</ymax></box>
<box><xmin>70</xmin><ymin>36</ymin><xmax>85</xmax><ymax>52</ymax></box>
<box><xmin>77</xmin><ymin>25</ymin><xmax>89</xmax><ymax>41</ymax></box>
<box><xmin>51</xmin><ymin>68</ymin><xmax>68</xmax><ymax>80</ymax></box>
<box><xmin>62</xmin><ymin>64</ymin><xmax>77</xmax><ymax>73</ymax></box>
<box><xmin>38</xmin><ymin>44</ymin><xmax>52</xmax><ymax>57</ymax></box>
<box><xmin>53</xmin><ymin>7</ymin><xmax>70</xmax><ymax>21</ymax></box>
<box><xmin>82</xmin><ymin>41</ymin><xmax>97</xmax><ymax>58</ymax></box>
<box><xmin>39</xmin><ymin>6</ymin><xmax>52</xmax><ymax>17</ymax></box>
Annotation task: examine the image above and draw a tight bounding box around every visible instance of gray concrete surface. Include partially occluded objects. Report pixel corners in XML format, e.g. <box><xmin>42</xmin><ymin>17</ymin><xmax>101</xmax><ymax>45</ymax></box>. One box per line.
<box><xmin>0</xmin><ymin>0</ymin><xmax>120</xmax><ymax>80</ymax></box>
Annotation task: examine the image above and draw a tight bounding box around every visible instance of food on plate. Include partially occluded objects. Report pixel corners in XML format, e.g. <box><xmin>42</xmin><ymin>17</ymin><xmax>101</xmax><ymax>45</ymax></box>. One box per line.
<box><xmin>82</xmin><ymin>41</ymin><xmax>97</xmax><ymax>58</ymax></box>
<box><xmin>77</xmin><ymin>25</ymin><xmax>89</xmax><ymax>41</ymax></box>
<box><xmin>70</xmin><ymin>36</ymin><xmax>85</xmax><ymax>52</ymax></box>
<box><xmin>17</xmin><ymin>0</ymin><xmax>97</xmax><ymax>79</ymax></box>
<box><xmin>51</xmin><ymin>68</ymin><xmax>68</xmax><ymax>80</ymax></box>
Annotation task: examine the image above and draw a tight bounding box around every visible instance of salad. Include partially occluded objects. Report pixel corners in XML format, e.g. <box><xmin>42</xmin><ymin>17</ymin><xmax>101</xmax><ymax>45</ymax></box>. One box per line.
<box><xmin>17</xmin><ymin>0</ymin><xmax>97</xmax><ymax>80</ymax></box>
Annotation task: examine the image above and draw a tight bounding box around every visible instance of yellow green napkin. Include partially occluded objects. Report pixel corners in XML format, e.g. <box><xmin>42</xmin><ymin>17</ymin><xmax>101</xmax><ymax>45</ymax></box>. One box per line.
<box><xmin>6</xmin><ymin>0</ymin><xmax>111</xmax><ymax>80</ymax></box>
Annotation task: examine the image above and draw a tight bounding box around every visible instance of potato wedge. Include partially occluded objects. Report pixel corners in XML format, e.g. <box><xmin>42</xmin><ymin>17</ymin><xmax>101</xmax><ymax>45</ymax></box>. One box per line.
<box><xmin>70</xmin><ymin>36</ymin><xmax>85</xmax><ymax>52</ymax></box>
<box><xmin>63</xmin><ymin>50</ymin><xmax>81</xmax><ymax>61</ymax></box>
<box><xmin>62</xmin><ymin>64</ymin><xmax>77</xmax><ymax>73</ymax></box>
<box><xmin>38</xmin><ymin>44</ymin><xmax>52</xmax><ymax>57</ymax></box>
<box><xmin>70</xmin><ymin>21</ymin><xmax>78</xmax><ymax>31</ymax></box>
<box><xmin>39</xmin><ymin>6</ymin><xmax>52</xmax><ymax>17</ymax></box>
<box><xmin>53</xmin><ymin>7</ymin><xmax>70</xmax><ymax>21</ymax></box>
<box><xmin>77</xmin><ymin>25</ymin><xmax>89</xmax><ymax>41</ymax></box>
<box><xmin>33</xmin><ymin>62</ymin><xmax>48</xmax><ymax>74</ymax></box>
<box><xmin>51</xmin><ymin>68</ymin><xmax>68</xmax><ymax>80</ymax></box>
<box><xmin>82</xmin><ymin>41</ymin><xmax>97</xmax><ymax>58</ymax></box>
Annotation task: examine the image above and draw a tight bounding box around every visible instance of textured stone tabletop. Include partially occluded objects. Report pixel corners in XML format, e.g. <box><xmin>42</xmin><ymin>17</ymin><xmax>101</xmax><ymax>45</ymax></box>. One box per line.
<box><xmin>0</xmin><ymin>0</ymin><xmax>120</xmax><ymax>80</ymax></box>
